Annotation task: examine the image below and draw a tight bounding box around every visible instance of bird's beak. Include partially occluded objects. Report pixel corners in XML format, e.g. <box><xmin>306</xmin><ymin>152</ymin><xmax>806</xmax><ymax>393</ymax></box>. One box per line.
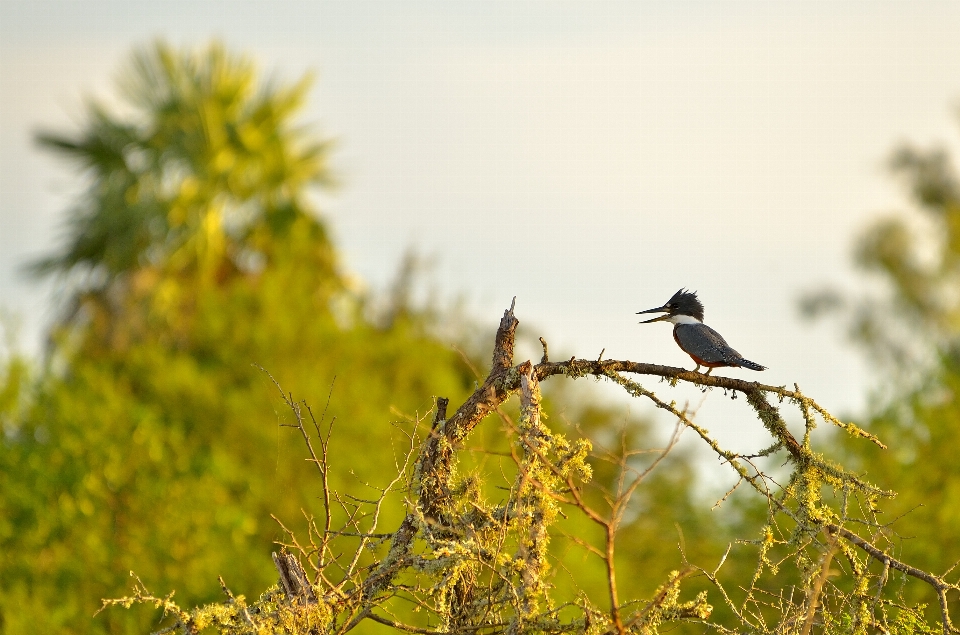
<box><xmin>636</xmin><ymin>305</ymin><xmax>670</xmax><ymax>324</ymax></box>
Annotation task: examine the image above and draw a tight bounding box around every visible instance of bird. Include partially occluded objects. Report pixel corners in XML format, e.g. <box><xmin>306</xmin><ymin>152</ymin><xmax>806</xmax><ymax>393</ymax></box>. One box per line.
<box><xmin>637</xmin><ymin>288</ymin><xmax>766</xmax><ymax>375</ymax></box>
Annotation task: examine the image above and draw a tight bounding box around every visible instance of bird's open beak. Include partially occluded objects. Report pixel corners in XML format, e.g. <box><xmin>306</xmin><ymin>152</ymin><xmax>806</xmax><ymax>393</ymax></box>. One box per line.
<box><xmin>636</xmin><ymin>305</ymin><xmax>670</xmax><ymax>323</ymax></box>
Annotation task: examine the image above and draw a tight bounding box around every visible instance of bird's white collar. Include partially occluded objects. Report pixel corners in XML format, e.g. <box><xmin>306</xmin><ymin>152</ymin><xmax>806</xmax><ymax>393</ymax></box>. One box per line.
<box><xmin>665</xmin><ymin>314</ymin><xmax>702</xmax><ymax>325</ymax></box>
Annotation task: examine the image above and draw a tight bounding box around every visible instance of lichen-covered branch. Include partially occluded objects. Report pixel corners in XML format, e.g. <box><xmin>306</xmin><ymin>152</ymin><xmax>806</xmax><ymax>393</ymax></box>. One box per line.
<box><xmin>105</xmin><ymin>302</ymin><xmax>957</xmax><ymax>635</ymax></box>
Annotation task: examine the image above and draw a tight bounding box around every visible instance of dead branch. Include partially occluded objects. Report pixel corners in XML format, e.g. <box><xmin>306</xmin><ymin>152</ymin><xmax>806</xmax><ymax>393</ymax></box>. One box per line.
<box><xmin>273</xmin><ymin>551</ymin><xmax>319</xmax><ymax>605</ymax></box>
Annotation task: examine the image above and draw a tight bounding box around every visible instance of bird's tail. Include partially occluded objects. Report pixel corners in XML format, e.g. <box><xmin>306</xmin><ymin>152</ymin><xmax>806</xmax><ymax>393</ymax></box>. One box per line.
<box><xmin>736</xmin><ymin>358</ymin><xmax>766</xmax><ymax>371</ymax></box>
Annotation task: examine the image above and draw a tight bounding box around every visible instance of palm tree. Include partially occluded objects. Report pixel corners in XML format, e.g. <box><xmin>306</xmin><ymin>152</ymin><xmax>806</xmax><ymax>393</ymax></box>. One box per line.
<box><xmin>33</xmin><ymin>41</ymin><xmax>336</xmax><ymax>288</ymax></box>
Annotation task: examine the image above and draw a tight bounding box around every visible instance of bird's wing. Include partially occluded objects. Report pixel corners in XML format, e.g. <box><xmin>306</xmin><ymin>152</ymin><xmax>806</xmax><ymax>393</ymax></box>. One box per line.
<box><xmin>674</xmin><ymin>323</ymin><xmax>743</xmax><ymax>364</ymax></box>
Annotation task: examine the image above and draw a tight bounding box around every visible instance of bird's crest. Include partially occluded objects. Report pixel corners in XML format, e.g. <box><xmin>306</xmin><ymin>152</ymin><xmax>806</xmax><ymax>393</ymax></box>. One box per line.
<box><xmin>667</xmin><ymin>288</ymin><xmax>705</xmax><ymax>322</ymax></box>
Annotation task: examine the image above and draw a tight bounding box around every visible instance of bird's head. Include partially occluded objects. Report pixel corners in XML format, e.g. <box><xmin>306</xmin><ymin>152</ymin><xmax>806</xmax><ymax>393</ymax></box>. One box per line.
<box><xmin>637</xmin><ymin>288</ymin><xmax>705</xmax><ymax>323</ymax></box>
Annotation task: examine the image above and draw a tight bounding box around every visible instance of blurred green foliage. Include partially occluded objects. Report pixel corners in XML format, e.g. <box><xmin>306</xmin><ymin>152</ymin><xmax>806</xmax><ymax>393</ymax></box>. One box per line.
<box><xmin>0</xmin><ymin>41</ymin><xmax>726</xmax><ymax>634</ymax></box>
<box><xmin>805</xmin><ymin>120</ymin><xmax>960</xmax><ymax>612</ymax></box>
<box><xmin>0</xmin><ymin>41</ymin><xmax>478</xmax><ymax>634</ymax></box>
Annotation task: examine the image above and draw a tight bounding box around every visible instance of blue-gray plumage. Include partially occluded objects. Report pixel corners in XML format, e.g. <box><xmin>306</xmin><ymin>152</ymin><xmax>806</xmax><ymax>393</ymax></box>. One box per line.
<box><xmin>673</xmin><ymin>323</ymin><xmax>765</xmax><ymax>371</ymax></box>
<box><xmin>637</xmin><ymin>289</ymin><xmax>766</xmax><ymax>374</ymax></box>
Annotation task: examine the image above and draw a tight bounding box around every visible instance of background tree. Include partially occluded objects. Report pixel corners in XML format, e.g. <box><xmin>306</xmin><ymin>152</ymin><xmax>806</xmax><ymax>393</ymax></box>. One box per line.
<box><xmin>803</xmin><ymin>118</ymin><xmax>960</xmax><ymax>610</ymax></box>
<box><xmin>0</xmin><ymin>41</ymin><xmax>719</xmax><ymax>635</ymax></box>
<box><xmin>0</xmin><ymin>41</ymin><xmax>471</xmax><ymax>634</ymax></box>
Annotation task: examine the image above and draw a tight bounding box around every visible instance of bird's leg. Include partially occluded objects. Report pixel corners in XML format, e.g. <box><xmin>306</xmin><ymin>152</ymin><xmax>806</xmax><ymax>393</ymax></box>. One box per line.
<box><xmin>705</xmin><ymin>367</ymin><xmax>714</xmax><ymax>376</ymax></box>
<box><xmin>693</xmin><ymin>363</ymin><xmax>702</xmax><ymax>373</ymax></box>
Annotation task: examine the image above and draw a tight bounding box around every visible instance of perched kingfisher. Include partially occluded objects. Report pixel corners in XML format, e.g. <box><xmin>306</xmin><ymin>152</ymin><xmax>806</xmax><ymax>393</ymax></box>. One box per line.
<box><xmin>637</xmin><ymin>289</ymin><xmax>766</xmax><ymax>375</ymax></box>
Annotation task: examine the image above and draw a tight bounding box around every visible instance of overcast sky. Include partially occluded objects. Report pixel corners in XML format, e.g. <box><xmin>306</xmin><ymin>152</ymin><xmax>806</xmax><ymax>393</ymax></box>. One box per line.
<box><xmin>4</xmin><ymin>1</ymin><xmax>960</xmax><ymax>450</ymax></box>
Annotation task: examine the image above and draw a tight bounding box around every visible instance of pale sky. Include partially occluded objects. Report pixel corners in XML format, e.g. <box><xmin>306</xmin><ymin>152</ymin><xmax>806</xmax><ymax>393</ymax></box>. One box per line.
<box><xmin>3</xmin><ymin>1</ymin><xmax>960</xmax><ymax>451</ymax></box>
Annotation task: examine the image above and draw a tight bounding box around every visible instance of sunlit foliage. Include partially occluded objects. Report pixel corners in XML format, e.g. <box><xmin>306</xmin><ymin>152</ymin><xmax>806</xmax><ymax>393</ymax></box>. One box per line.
<box><xmin>0</xmin><ymin>41</ymin><xmax>471</xmax><ymax>634</ymax></box>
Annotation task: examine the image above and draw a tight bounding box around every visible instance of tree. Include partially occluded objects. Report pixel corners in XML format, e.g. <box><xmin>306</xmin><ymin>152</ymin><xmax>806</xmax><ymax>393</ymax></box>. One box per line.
<box><xmin>108</xmin><ymin>302</ymin><xmax>955</xmax><ymax>634</ymax></box>
<box><xmin>803</xmin><ymin>118</ymin><xmax>960</xmax><ymax>614</ymax></box>
<box><xmin>32</xmin><ymin>40</ymin><xmax>334</xmax><ymax>284</ymax></box>
<box><xmin>0</xmin><ymin>41</ymin><xmax>474</xmax><ymax>634</ymax></box>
